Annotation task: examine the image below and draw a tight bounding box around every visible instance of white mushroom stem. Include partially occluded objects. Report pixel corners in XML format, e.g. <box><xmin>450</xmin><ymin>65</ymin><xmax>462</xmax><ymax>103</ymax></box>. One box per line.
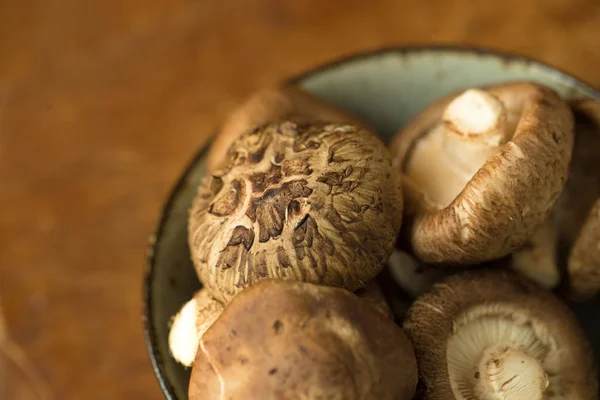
<box><xmin>511</xmin><ymin>221</ymin><xmax>561</xmax><ymax>289</ymax></box>
<box><xmin>169</xmin><ymin>297</ymin><xmax>201</xmax><ymax>367</ymax></box>
<box><xmin>168</xmin><ymin>291</ymin><xmax>224</xmax><ymax>367</ymax></box>
<box><xmin>443</xmin><ymin>90</ymin><xmax>509</xmax><ymax>144</ymax></box>
<box><xmin>407</xmin><ymin>89</ymin><xmax>511</xmax><ymax>208</ymax></box>
<box><xmin>387</xmin><ymin>250</ymin><xmax>445</xmax><ymax>298</ymax></box>
<box><xmin>441</xmin><ymin>89</ymin><xmax>509</xmax><ymax>177</ymax></box>
<box><xmin>475</xmin><ymin>345</ymin><xmax>549</xmax><ymax>400</ymax></box>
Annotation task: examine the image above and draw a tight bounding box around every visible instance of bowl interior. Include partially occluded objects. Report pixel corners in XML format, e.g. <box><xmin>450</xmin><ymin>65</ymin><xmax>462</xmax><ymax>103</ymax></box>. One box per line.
<box><xmin>144</xmin><ymin>47</ymin><xmax>600</xmax><ymax>399</ymax></box>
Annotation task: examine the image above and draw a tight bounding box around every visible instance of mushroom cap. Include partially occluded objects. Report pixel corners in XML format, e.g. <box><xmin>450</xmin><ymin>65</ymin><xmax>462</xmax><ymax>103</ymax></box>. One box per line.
<box><xmin>569</xmin><ymin>198</ymin><xmax>600</xmax><ymax>300</ymax></box>
<box><xmin>566</xmin><ymin>99</ymin><xmax>600</xmax><ymax>300</ymax></box>
<box><xmin>374</xmin><ymin>266</ymin><xmax>413</xmax><ymax>323</ymax></box>
<box><xmin>390</xmin><ymin>82</ymin><xmax>574</xmax><ymax>265</ymax></box>
<box><xmin>511</xmin><ymin>99</ymin><xmax>600</xmax><ymax>297</ymax></box>
<box><xmin>189</xmin><ymin>280</ymin><xmax>418</xmax><ymax>400</ymax></box>
<box><xmin>189</xmin><ymin>121</ymin><xmax>403</xmax><ymax>303</ymax></box>
<box><xmin>168</xmin><ymin>289</ymin><xmax>223</xmax><ymax>367</ymax></box>
<box><xmin>354</xmin><ymin>281</ymin><xmax>393</xmax><ymax>319</ymax></box>
<box><xmin>403</xmin><ymin>270</ymin><xmax>597</xmax><ymax>400</ymax></box>
<box><xmin>207</xmin><ymin>85</ymin><xmax>362</xmax><ymax>172</ymax></box>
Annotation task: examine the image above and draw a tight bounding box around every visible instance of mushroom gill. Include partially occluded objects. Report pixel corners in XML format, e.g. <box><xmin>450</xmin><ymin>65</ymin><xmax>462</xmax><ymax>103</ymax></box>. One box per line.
<box><xmin>447</xmin><ymin>304</ymin><xmax>555</xmax><ymax>400</ymax></box>
<box><xmin>403</xmin><ymin>270</ymin><xmax>597</xmax><ymax>400</ymax></box>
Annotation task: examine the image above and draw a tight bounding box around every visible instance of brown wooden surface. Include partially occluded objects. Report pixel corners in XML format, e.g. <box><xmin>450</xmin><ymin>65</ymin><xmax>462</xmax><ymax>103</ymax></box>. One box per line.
<box><xmin>0</xmin><ymin>0</ymin><xmax>599</xmax><ymax>398</ymax></box>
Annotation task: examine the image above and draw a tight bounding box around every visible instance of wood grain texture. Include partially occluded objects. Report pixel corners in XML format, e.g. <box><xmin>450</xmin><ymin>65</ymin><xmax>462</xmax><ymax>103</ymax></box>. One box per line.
<box><xmin>0</xmin><ymin>0</ymin><xmax>598</xmax><ymax>398</ymax></box>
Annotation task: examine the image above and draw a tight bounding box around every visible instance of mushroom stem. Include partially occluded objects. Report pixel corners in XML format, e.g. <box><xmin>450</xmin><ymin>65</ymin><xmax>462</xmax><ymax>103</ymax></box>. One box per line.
<box><xmin>441</xmin><ymin>89</ymin><xmax>509</xmax><ymax>177</ymax></box>
<box><xmin>169</xmin><ymin>291</ymin><xmax>224</xmax><ymax>367</ymax></box>
<box><xmin>405</xmin><ymin>89</ymin><xmax>512</xmax><ymax>209</ymax></box>
<box><xmin>387</xmin><ymin>250</ymin><xmax>446</xmax><ymax>298</ymax></box>
<box><xmin>475</xmin><ymin>345</ymin><xmax>549</xmax><ymax>400</ymax></box>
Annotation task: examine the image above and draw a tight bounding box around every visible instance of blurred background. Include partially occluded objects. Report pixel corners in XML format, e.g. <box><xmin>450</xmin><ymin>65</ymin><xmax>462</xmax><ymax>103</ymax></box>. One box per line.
<box><xmin>0</xmin><ymin>0</ymin><xmax>599</xmax><ymax>398</ymax></box>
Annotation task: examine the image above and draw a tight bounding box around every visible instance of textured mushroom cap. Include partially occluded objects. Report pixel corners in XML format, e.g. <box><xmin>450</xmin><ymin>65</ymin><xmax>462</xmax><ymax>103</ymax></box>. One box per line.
<box><xmin>207</xmin><ymin>85</ymin><xmax>362</xmax><ymax>172</ymax></box>
<box><xmin>168</xmin><ymin>289</ymin><xmax>223</xmax><ymax>367</ymax></box>
<box><xmin>189</xmin><ymin>121</ymin><xmax>403</xmax><ymax>303</ymax></box>
<box><xmin>404</xmin><ymin>270</ymin><xmax>597</xmax><ymax>400</ymax></box>
<box><xmin>189</xmin><ymin>280</ymin><xmax>418</xmax><ymax>400</ymax></box>
<box><xmin>390</xmin><ymin>82</ymin><xmax>574</xmax><ymax>265</ymax></box>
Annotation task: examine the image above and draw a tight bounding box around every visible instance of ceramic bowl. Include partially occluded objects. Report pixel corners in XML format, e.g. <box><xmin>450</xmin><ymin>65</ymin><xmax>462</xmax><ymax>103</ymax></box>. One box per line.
<box><xmin>143</xmin><ymin>45</ymin><xmax>600</xmax><ymax>399</ymax></box>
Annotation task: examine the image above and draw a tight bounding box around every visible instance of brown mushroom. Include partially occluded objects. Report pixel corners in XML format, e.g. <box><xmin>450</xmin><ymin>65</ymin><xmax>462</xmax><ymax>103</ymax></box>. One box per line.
<box><xmin>512</xmin><ymin>98</ymin><xmax>600</xmax><ymax>299</ymax></box>
<box><xmin>168</xmin><ymin>283</ymin><xmax>390</xmax><ymax>367</ymax></box>
<box><xmin>389</xmin><ymin>82</ymin><xmax>574</xmax><ymax>265</ymax></box>
<box><xmin>207</xmin><ymin>85</ymin><xmax>362</xmax><ymax>171</ymax></box>
<box><xmin>562</xmin><ymin>100</ymin><xmax>600</xmax><ymax>300</ymax></box>
<box><xmin>355</xmin><ymin>281</ymin><xmax>393</xmax><ymax>319</ymax></box>
<box><xmin>189</xmin><ymin>121</ymin><xmax>403</xmax><ymax>303</ymax></box>
<box><xmin>404</xmin><ymin>270</ymin><xmax>597</xmax><ymax>400</ymax></box>
<box><xmin>569</xmin><ymin>198</ymin><xmax>600</xmax><ymax>299</ymax></box>
<box><xmin>189</xmin><ymin>280</ymin><xmax>418</xmax><ymax>400</ymax></box>
<box><xmin>168</xmin><ymin>289</ymin><xmax>224</xmax><ymax>367</ymax></box>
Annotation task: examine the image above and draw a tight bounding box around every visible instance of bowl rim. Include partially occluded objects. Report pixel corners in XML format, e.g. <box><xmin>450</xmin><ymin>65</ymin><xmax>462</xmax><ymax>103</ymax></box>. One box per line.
<box><xmin>142</xmin><ymin>44</ymin><xmax>600</xmax><ymax>399</ymax></box>
<box><xmin>288</xmin><ymin>44</ymin><xmax>600</xmax><ymax>99</ymax></box>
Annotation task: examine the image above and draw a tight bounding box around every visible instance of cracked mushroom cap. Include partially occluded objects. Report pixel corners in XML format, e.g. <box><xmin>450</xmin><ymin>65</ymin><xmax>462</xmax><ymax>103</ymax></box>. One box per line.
<box><xmin>168</xmin><ymin>289</ymin><xmax>224</xmax><ymax>367</ymax></box>
<box><xmin>390</xmin><ymin>82</ymin><xmax>574</xmax><ymax>265</ymax></box>
<box><xmin>189</xmin><ymin>280</ymin><xmax>418</xmax><ymax>400</ymax></box>
<box><xmin>189</xmin><ymin>121</ymin><xmax>403</xmax><ymax>303</ymax></box>
<box><xmin>207</xmin><ymin>85</ymin><xmax>362</xmax><ymax>171</ymax></box>
<box><xmin>511</xmin><ymin>98</ymin><xmax>600</xmax><ymax>299</ymax></box>
<box><xmin>404</xmin><ymin>270</ymin><xmax>597</xmax><ymax>400</ymax></box>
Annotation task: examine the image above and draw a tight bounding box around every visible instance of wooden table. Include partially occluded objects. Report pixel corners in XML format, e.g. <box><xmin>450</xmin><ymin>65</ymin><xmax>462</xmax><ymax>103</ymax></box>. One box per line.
<box><xmin>1</xmin><ymin>0</ymin><xmax>599</xmax><ymax>398</ymax></box>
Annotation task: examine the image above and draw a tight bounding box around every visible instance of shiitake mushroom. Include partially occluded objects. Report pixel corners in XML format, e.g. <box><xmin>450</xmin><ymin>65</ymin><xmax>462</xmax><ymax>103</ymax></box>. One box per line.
<box><xmin>207</xmin><ymin>85</ymin><xmax>363</xmax><ymax>172</ymax></box>
<box><xmin>512</xmin><ymin>99</ymin><xmax>600</xmax><ymax>300</ymax></box>
<box><xmin>189</xmin><ymin>280</ymin><xmax>418</xmax><ymax>400</ymax></box>
<box><xmin>167</xmin><ymin>283</ymin><xmax>392</xmax><ymax>368</ymax></box>
<box><xmin>404</xmin><ymin>270</ymin><xmax>597</xmax><ymax>400</ymax></box>
<box><xmin>389</xmin><ymin>82</ymin><xmax>574</xmax><ymax>266</ymax></box>
<box><xmin>175</xmin><ymin>81</ymin><xmax>597</xmax><ymax>400</ymax></box>
<box><xmin>189</xmin><ymin>121</ymin><xmax>403</xmax><ymax>303</ymax></box>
